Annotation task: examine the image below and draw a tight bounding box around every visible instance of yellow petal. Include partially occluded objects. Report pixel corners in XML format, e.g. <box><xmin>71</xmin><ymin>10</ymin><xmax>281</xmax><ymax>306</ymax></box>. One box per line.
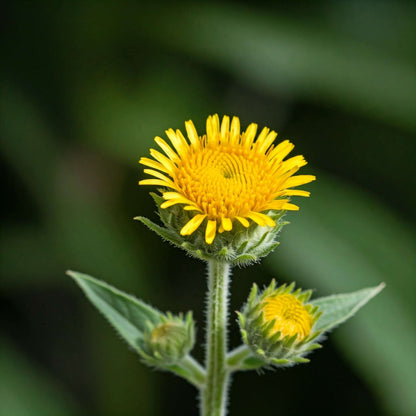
<box><xmin>143</xmin><ymin>169</ymin><xmax>172</xmax><ymax>182</ymax></box>
<box><xmin>269</xmin><ymin>140</ymin><xmax>294</xmax><ymax>163</ymax></box>
<box><xmin>161</xmin><ymin>199</ymin><xmax>195</xmax><ymax>210</ymax></box>
<box><xmin>280</xmin><ymin>155</ymin><xmax>307</xmax><ymax>172</ymax></box>
<box><xmin>139</xmin><ymin>179</ymin><xmax>173</xmax><ymax>187</ymax></box>
<box><xmin>273</xmin><ymin>166</ymin><xmax>301</xmax><ymax>189</ymax></box>
<box><xmin>160</xmin><ymin>199</ymin><xmax>184</xmax><ymax>209</ymax></box>
<box><xmin>254</xmin><ymin>126</ymin><xmax>269</xmax><ymax>147</ymax></box>
<box><xmin>284</xmin><ymin>175</ymin><xmax>316</xmax><ymax>188</ymax></box>
<box><xmin>230</xmin><ymin>116</ymin><xmax>240</xmax><ymax>145</ymax></box>
<box><xmin>220</xmin><ymin>115</ymin><xmax>230</xmax><ymax>143</ymax></box>
<box><xmin>206</xmin><ymin>116</ymin><xmax>212</xmax><ymax>142</ymax></box>
<box><xmin>280</xmin><ymin>189</ymin><xmax>310</xmax><ymax>197</ymax></box>
<box><xmin>185</xmin><ymin>120</ymin><xmax>199</xmax><ymax>146</ymax></box>
<box><xmin>205</xmin><ymin>220</ymin><xmax>217</xmax><ymax>244</ymax></box>
<box><xmin>184</xmin><ymin>205</ymin><xmax>202</xmax><ymax>211</ymax></box>
<box><xmin>206</xmin><ymin>114</ymin><xmax>220</xmax><ymax>145</ymax></box>
<box><xmin>263</xmin><ymin>199</ymin><xmax>290</xmax><ymax>211</ymax></box>
<box><xmin>180</xmin><ymin>214</ymin><xmax>207</xmax><ymax>236</ymax></box>
<box><xmin>242</xmin><ymin>123</ymin><xmax>258</xmax><ymax>148</ymax></box>
<box><xmin>166</xmin><ymin>128</ymin><xmax>189</xmax><ymax>158</ymax></box>
<box><xmin>282</xmin><ymin>203</ymin><xmax>299</xmax><ymax>211</ymax></box>
<box><xmin>161</xmin><ymin>193</ymin><xmax>196</xmax><ymax>208</ymax></box>
<box><xmin>154</xmin><ymin>136</ymin><xmax>178</xmax><ymax>161</ymax></box>
<box><xmin>176</xmin><ymin>129</ymin><xmax>188</xmax><ymax>148</ymax></box>
<box><xmin>162</xmin><ymin>191</ymin><xmax>183</xmax><ymax>200</ymax></box>
<box><xmin>221</xmin><ymin>217</ymin><xmax>233</xmax><ymax>231</ymax></box>
<box><xmin>256</xmin><ymin>131</ymin><xmax>277</xmax><ymax>154</ymax></box>
<box><xmin>236</xmin><ymin>216</ymin><xmax>250</xmax><ymax>227</ymax></box>
<box><xmin>149</xmin><ymin>149</ymin><xmax>176</xmax><ymax>173</ymax></box>
<box><xmin>247</xmin><ymin>212</ymin><xmax>276</xmax><ymax>227</ymax></box>
<box><xmin>139</xmin><ymin>157</ymin><xmax>170</xmax><ymax>174</ymax></box>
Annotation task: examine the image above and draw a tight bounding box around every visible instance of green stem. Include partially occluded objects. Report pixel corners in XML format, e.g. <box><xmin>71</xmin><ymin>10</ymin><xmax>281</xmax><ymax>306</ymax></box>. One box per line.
<box><xmin>226</xmin><ymin>345</ymin><xmax>265</xmax><ymax>371</ymax></box>
<box><xmin>226</xmin><ymin>345</ymin><xmax>252</xmax><ymax>370</ymax></box>
<box><xmin>201</xmin><ymin>260</ymin><xmax>231</xmax><ymax>416</ymax></box>
<box><xmin>183</xmin><ymin>355</ymin><xmax>207</xmax><ymax>386</ymax></box>
<box><xmin>168</xmin><ymin>355</ymin><xmax>206</xmax><ymax>388</ymax></box>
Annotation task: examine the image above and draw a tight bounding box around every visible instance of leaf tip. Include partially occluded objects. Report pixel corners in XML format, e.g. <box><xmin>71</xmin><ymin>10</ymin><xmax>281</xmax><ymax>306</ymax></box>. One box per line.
<box><xmin>370</xmin><ymin>282</ymin><xmax>386</xmax><ymax>299</ymax></box>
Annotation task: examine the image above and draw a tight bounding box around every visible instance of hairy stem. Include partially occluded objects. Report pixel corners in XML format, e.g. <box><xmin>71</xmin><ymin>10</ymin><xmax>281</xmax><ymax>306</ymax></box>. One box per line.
<box><xmin>201</xmin><ymin>260</ymin><xmax>231</xmax><ymax>416</ymax></box>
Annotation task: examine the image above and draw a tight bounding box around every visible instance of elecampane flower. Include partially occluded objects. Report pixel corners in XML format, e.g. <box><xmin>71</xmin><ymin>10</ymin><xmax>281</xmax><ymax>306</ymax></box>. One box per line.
<box><xmin>139</xmin><ymin>114</ymin><xmax>315</xmax><ymax>244</ymax></box>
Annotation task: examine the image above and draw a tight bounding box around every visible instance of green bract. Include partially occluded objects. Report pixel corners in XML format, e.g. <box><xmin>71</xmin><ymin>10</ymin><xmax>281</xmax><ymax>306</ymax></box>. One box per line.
<box><xmin>135</xmin><ymin>193</ymin><xmax>288</xmax><ymax>266</ymax></box>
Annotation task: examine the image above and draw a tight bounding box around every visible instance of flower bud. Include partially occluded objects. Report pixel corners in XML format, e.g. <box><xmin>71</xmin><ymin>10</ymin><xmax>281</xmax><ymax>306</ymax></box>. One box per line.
<box><xmin>139</xmin><ymin>311</ymin><xmax>195</xmax><ymax>366</ymax></box>
<box><xmin>237</xmin><ymin>280</ymin><xmax>322</xmax><ymax>367</ymax></box>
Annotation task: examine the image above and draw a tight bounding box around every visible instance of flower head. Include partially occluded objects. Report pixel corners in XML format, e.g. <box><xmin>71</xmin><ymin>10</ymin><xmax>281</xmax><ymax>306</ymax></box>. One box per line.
<box><xmin>237</xmin><ymin>280</ymin><xmax>322</xmax><ymax>367</ymax></box>
<box><xmin>140</xmin><ymin>114</ymin><xmax>315</xmax><ymax>245</ymax></box>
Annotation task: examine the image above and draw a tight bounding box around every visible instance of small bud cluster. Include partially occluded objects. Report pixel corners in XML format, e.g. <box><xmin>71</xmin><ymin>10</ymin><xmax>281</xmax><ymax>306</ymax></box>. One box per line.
<box><xmin>238</xmin><ymin>280</ymin><xmax>322</xmax><ymax>367</ymax></box>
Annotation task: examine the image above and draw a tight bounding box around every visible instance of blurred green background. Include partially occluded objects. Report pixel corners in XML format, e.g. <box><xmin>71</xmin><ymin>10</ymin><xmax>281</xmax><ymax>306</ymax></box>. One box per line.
<box><xmin>1</xmin><ymin>1</ymin><xmax>415</xmax><ymax>415</ymax></box>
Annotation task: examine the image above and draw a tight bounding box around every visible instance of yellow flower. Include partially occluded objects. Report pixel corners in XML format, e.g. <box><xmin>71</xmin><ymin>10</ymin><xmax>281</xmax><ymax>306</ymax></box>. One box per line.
<box><xmin>262</xmin><ymin>293</ymin><xmax>312</xmax><ymax>340</ymax></box>
<box><xmin>237</xmin><ymin>281</ymin><xmax>321</xmax><ymax>366</ymax></box>
<box><xmin>139</xmin><ymin>114</ymin><xmax>315</xmax><ymax>244</ymax></box>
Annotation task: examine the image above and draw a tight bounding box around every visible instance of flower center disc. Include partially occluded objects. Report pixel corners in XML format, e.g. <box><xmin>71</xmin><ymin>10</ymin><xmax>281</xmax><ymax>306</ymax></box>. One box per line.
<box><xmin>262</xmin><ymin>294</ymin><xmax>312</xmax><ymax>340</ymax></box>
<box><xmin>177</xmin><ymin>145</ymin><xmax>271</xmax><ymax>219</ymax></box>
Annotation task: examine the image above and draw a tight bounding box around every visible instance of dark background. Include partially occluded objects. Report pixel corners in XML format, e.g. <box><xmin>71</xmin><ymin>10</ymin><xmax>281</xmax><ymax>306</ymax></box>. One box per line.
<box><xmin>1</xmin><ymin>1</ymin><xmax>415</xmax><ymax>415</ymax></box>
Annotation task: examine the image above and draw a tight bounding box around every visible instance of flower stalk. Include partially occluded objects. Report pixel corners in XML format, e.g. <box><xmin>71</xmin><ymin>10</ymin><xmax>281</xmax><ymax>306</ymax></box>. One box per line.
<box><xmin>166</xmin><ymin>355</ymin><xmax>206</xmax><ymax>389</ymax></box>
<box><xmin>202</xmin><ymin>260</ymin><xmax>231</xmax><ymax>416</ymax></box>
<box><xmin>226</xmin><ymin>345</ymin><xmax>253</xmax><ymax>370</ymax></box>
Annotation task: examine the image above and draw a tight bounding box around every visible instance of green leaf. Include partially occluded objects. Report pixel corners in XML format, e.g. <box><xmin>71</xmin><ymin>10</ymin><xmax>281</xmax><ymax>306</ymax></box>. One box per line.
<box><xmin>67</xmin><ymin>271</ymin><xmax>162</xmax><ymax>351</ymax></box>
<box><xmin>312</xmin><ymin>284</ymin><xmax>385</xmax><ymax>332</ymax></box>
